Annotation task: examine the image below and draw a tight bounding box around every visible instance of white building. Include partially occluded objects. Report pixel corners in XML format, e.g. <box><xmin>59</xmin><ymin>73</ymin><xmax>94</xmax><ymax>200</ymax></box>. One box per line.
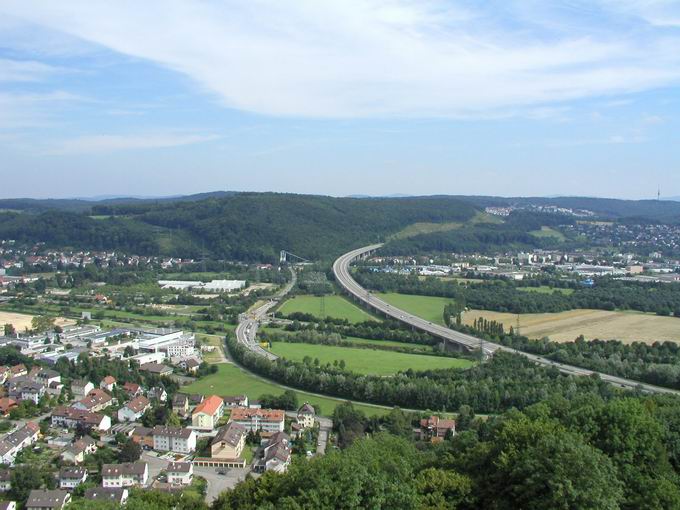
<box><xmin>101</xmin><ymin>462</ymin><xmax>148</xmax><ymax>488</ymax></box>
<box><xmin>59</xmin><ymin>467</ymin><xmax>87</xmax><ymax>489</ymax></box>
<box><xmin>152</xmin><ymin>426</ymin><xmax>196</xmax><ymax>454</ymax></box>
<box><xmin>166</xmin><ymin>462</ymin><xmax>193</xmax><ymax>486</ymax></box>
<box><xmin>117</xmin><ymin>396</ymin><xmax>151</xmax><ymax>422</ymax></box>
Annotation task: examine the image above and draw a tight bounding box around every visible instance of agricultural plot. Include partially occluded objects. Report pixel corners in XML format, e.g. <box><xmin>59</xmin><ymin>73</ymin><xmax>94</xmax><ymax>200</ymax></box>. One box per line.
<box><xmin>376</xmin><ymin>292</ymin><xmax>453</xmax><ymax>325</ymax></box>
<box><xmin>0</xmin><ymin>310</ymin><xmax>74</xmax><ymax>332</ymax></box>
<box><xmin>184</xmin><ymin>363</ymin><xmax>390</xmax><ymax>417</ymax></box>
<box><xmin>278</xmin><ymin>295</ymin><xmax>376</xmax><ymax>323</ymax></box>
<box><xmin>463</xmin><ymin>308</ymin><xmax>680</xmax><ymax>344</ymax></box>
<box><xmin>268</xmin><ymin>342</ymin><xmax>472</xmax><ymax>375</ymax></box>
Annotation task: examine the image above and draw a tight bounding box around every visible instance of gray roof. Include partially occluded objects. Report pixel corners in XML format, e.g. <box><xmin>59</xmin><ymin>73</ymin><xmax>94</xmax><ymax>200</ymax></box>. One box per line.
<box><xmin>59</xmin><ymin>467</ymin><xmax>86</xmax><ymax>479</ymax></box>
<box><xmin>151</xmin><ymin>426</ymin><xmax>193</xmax><ymax>439</ymax></box>
<box><xmin>84</xmin><ymin>487</ymin><xmax>127</xmax><ymax>502</ymax></box>
<box><xmin>213</xmin><ymin>421</ymin><xmax>246</xmax><ymax>448</ymax></box>
<box><xmin>26</xmin><ymin>489</ymin><xmax>69</xmax><ymax>509</ymax></box>
<box><xmin>102</xmin><ymin>462</ymin><xmax>147</xmax><ymax>477</ymax></box>
<box><xmin>167</xmin><ymin>461</ymin><xmax>191</xmax><ymax>473</ymax></box>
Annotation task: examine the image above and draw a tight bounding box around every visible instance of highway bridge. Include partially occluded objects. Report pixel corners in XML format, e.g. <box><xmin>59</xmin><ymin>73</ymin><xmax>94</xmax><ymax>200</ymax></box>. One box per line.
<box><xmin>333</xmin><ymin>244</ymin><xmax>680</xmax><ymax>396</ymax></box>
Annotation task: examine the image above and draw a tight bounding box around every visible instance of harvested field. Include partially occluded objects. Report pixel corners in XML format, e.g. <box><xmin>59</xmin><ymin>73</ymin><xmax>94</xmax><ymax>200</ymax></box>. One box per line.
<box><xmin>0</xmin><ymin>310</ymin><xmax>74</xmax><ymax>332</ymax></box>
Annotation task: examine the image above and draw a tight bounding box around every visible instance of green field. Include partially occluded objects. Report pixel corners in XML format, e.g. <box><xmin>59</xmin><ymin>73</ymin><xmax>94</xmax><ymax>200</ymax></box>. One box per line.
<box><xmin>391</xmin><ymin>211</ymin><xmax>503</xmax><ymax>240</ymax></box>
<box><xmin>529</xmin><ymin>226</ymin><xmax>566</xmax><ymax>241</ymax></box>
<box><xmin>183</xmin><ymin>363</ymin><xmax>390</xmax><ymax>417</ymax></box>
<box><xmin>377</xmin><ymin>292</ymin><xmax>453</xmax><ymax>325</ymax></box>
<box><xmin>268</xmin><ymin>342</ymin><xmax>472</xmax><ymax>375</ymax></box>
<box><xmin>278</xmin><ymin>295</ymin><xmax>376</xmax><ymax>323</ymax></box>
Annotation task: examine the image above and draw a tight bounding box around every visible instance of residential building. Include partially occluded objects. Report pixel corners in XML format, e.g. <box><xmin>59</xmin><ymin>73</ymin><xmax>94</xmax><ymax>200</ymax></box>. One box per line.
<box><xmin>18</xmin><ymin>381</ymin><xmax>46</xmax><ymax>404</ymax></box>
<box><xmin>117</xmin><ymin>396</ymin><xmax>151</xmax><ymax>422</ymax></box>
<box><xmin>101</xmin><ymin>462</ymin><xmax>148</xmax><ymax>488</ymax></box>
<box><xmin>61</xmin><ymin>436</ymin><xmax>97</xmax><ymax>465</ymax></box>
<box><xmin>8</xmin><ymin>364</ymin><xmax>26</xmax><ymax>378</ymax></box>
<box><xmin>83</xmin><ymin>487</ymin><xmax>128</xmax><ymax>506</ymax></box>
<box><xmin>131</xmin><ymin>426</ymin><xmax>154</xmax><ymax>449</ymax></box>
<box><xmin>139</xmin><ymin>362</ymin><xmax>173</xmax><ymax>376</ymax></box>
<box><xmin>71</xmin><ymin>389</ymin><xmax>112</xmax><ymax>412</ymax></box>
<box><xmin>223</xmin><ymin>395</ymin><xmax>248</xmax><ymax>408</ymax></box>
<box><xmin>34</xmin><ymin>369</ymin><xmax>61</xmax><ymax>387</ymax></box>
<box><xmin>122</xmin><ymin>381</ymin><xmax>142</xmax><ymax>397</ymax></box>
<box><xmin>172</xmin><ymin>394</ymin><xmax>189</xmax><ymax>417</ymax></box>
<box><xmin>211</xmin><ymin>422</ymin><xmax>246</xmax><ymax>460</ymax></box>
<box><xmin>148</xmin><ymin>386</ymin><xmax>167</xmax><ymax>403</ymax></box>
<box><xmin>0</xmin><ymin>398</ymin><xmax>17</xmax><ymax>416</ymax></box>
<box><xmin>100</xmin><ymin>376</ymin><xmax>116</xmax><ymax>392</ymax></box>
<box><xmin>0</xmin><ymin>422</ymin><xmax>40</xmax><ymax>465</ymax></box>
<box><xmin>25</xmin><ymin>490</ymin><xmax>70</xmax><ymax>510</ymax></box>
<box><xmin>70</xmin><ymin>380</ymin><xmax>94</xmax><ymax>398</ymax></box>
<box><xmin>182</xmin><ymin>358</ymin><xmax>200</xmax><ymax>374</ymax></box>
<box><xmin>166</xmin><ymin>462</ymin><xmax>193</xmax><ymax>486</ymax></box>
<box><xmin>59</xmin><ymin>467</ymin><xmax>87</xmax><ymax>489</ymax></box>
<box><xmin>262</xmin><ymin>432</ymin><xmax>291</xmax><ymax>473</ymax></box>
<box><xmin>191</xmin><ymin>395</ymin><xmax>224</xmax><ymax>431</ymax></box>
<box><xmin>419</xmin><ymin>415</ymin><xmax>456</xmax><ymax>442</ymax></box>
<box><xmin>0</xmin><ymin>501</ymin><xmax>16</xmax><ymax>510</ymax></box>
<box><xmin>230</xmin><ymin>407</ymin><xmax>285</xmax><ymax>436</ymax></box>
<box><xmin>296</xmin><ymin>402</ymin><xmax>315</xmax><ymax>429</ymax></box>
<box><xmin>51</xmin><ymin>406</ymin><xmax>111</xmax><ymax>432</ymax></box>
<box><xmin>151</xmin><ymin>426</ymin><xmax>196</xmax><ymax>454</ymax></box>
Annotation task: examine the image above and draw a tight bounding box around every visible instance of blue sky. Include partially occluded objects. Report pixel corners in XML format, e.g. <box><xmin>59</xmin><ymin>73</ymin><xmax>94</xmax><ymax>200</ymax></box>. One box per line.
<box><xmin>1</xmin><ymin>0</ymin><xmax>680</xmax><ymax>199</ymax></box>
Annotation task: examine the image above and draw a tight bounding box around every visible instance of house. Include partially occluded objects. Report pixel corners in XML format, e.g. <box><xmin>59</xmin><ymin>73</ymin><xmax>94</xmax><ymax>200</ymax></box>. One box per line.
<box><xmin>122</xmin><ymin>381</ymin><xmax>142</xmax><ymax>397</ymax></box>
<box><xmin>117</xmin><ymin>396</ymin><xmax>151</xmax><ymax>422</ymax></box>
<box><xmin>230</xmin><ymin>407</ymin><xmax>285</xmax><ymax>436</ymax></box>
<box><xmin>151</xmin><ymin>426</ymin><xmax>196</xmax><ymax>454</ymax></box>
<box><xmin>188</xmin><ymin>394</ymin><xmax>204</xmax><ymax>408</ymax></box>
<box><xmin>172</xmin><ymin>394</ymin><xmax>189</xmax><ymax>417</ymax></box>
<box><xmin>46</xmin><ymin>380</ymin><xmax>65</xmax><ymax>396</ymax></box>
<box><xmin>70</xmin><ymin>380</ymin><xmax>94</xmax><ymax>398</ymax></box>
<box><xmin>0</xmin><ymin>422</ymin><xmax>40</xmax><ymax>465</ymax></box>
<box><xmin>262</xmin><ymin>431</ymin><xmax>291</xmax><ymax>473</ymax></box>
<box><xmin>147</xmin><ymin>386</ymin><xmax>167</xmax><ymax>403</ymax></box>
<box><xmin>8</xmin><ymin>364</ymin><xmax>26</xmax><ymax>379</ymax></box>
<box><xmin>419</xmin><ymin>416</ymin><xmax>456</xmax><ymax>442</ymax></box>
<box><xmin>191</xmin><ymin>395</ymin><xmax>224</xmax><ymax>431</ymax></box>
<box><xmin>71</xmin><ymin>389</ymin><xmax>113</xmax><ymax>412</ymax></box>
<box><xmin>59</xmin><ymin>467</ymin><xmax>87</xmax><ymax>489</ymax></box>
<box><xmin>83</xmin><ymin>487</ymin><xmax>128</xmax><ymax>506</ymax></box>
<box><xmin>166</xmin><ymin>461</ymin><xmax>193</xmax><ymax>486</ymax></box>
<box><xmin>61</xmin><ymin>436</ymin><xmax>97</xmax><ymax>465</ymax></box>
<box><xmin>102</xmin><ymin>462</ymin><xmax>149</xmax><ymax>488</ymax></box>
<box><xmin>18</xmin><ymin>381</ymin><xmax>46</xmax><ymax>404</ymax></box>
<box><xmin>223</xmin><ymin>395</ymin><xmax>249</xmax><ymax>408</ymax></box>
<box><xmin>34</xmin><ymin>369</ymin><xmax>61</xmax><ymax>387</ymax></box>
<box><xmin>25</xmin><ymin>489</ymin><xmax>71</xmax><ymax>510</ymax></box>
<box><xmin>0</xmin><ymin>469</ymin><xmax>11</xmax><ymax>491</ymax></box>
<box><xmin>182</xmin><ymin>358</ymin><xmax>201</xmax><ymax>374</ymax></box>
<box><xmin>211</xmin><ymin>422</ymin><xmax>246</xmax><ymax>460</ymax></box>
<box><xmin>0</xmin><ymin>366</ymin><xmax>9</xmax><ymax>385</ymax></box>
<box><xmin>51</xmin><ymin>406</ymin><xmax>111</xmax><ymax>432</ymax></box>
<box><xmin>296</xmin><ymin>402</ymin><xmax>315</xmax><ymax>429</ymax></box>
<box><xmin>131</xmin><ymin>426</ymin><xmax>154</xmax><ymax>449</ymax></box>
<box><xmin>0</xmin><ymin>398</ymin><xmax>17</xmax><ymax>416</ymax></box>
<box><xmin>0</xmin><ymin>501</ymin><xmax>16</xmax><ymax>510</ymax></box>
<box><xmin>100</xmin><ymin>376</ymin><xmax>116</xmax><ymax>392</ymax></box>
<box><xmin>139</xmin><ymin>362</ymin><xmax>173</xmax><ymax>377</ymax></box>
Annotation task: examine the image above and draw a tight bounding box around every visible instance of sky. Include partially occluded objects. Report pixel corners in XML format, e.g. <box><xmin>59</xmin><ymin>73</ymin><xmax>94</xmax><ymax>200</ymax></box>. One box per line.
<box><xmin>1</xmin><ymin>0</ymin><xmax>680</xmax><ymax>200</ymax></box>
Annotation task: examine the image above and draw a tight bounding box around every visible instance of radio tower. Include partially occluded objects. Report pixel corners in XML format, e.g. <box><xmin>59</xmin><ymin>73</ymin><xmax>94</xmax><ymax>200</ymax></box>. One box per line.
<box><xmin>658</xmin><ymin>185</ymin><xmax>661</xmax><ymax>201</ymax></box>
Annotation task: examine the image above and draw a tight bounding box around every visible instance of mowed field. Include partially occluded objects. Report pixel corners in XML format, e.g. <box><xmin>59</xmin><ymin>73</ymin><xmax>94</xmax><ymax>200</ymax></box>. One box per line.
<box><xmin>183</xmin><ymin>363</ymin><xmax>390</xmax><ymax>417</ymax></box>
<box><xmin>268</xmin><ymin>342</ymin><xmax>472</xmax><ymax>375</ymax></box>
<box><xmin>0</xmin><ymin>310</ymin><xmax>74</xmax><ymax>331</ymax></box>
<box><xmin>376</xmin><ymin>292</ymin><xmax>452</xmax><ymax>325</ymax></box>
<box><xmin>278</xmin><ymin>295</ymin><xmax>376</xmax><ymax>323</ymax></box>
<box><xmin>463</xmin><ymin>309</ymin><xmax>680</xmax><ymax>344</ymax></box>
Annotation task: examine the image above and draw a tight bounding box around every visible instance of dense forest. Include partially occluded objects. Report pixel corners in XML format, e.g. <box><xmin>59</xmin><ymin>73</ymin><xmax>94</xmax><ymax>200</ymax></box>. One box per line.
<box><xmin>0</xmin><ymin>193</ymin><xmax>478</xmax><ymax>262</ymax></box>
<box><xmin>355</xmin><ymin>270</ymin><xmax>680</xmax><ymax>316</ymax></box>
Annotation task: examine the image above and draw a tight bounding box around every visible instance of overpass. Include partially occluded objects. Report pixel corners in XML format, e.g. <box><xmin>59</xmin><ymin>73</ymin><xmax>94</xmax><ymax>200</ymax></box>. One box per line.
<box><xmin>333</xmin><ymin>244</ymin><xmax>680</xmax><ymax>396</ymax></box>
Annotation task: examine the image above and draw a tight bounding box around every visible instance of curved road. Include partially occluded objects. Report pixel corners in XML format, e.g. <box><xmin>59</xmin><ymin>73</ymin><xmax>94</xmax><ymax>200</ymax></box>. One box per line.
<box><xmin>235</xmin><ymin>268</ymin><xmax>297</xmax><ymax>361</ymax></box>
<box><xmin>333</xmin><ymin>244</ymin><xmax>680</xmax><ymax>396</ymax></box>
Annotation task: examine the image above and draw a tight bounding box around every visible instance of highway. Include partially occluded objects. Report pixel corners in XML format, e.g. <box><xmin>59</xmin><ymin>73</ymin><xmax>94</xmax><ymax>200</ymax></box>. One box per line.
<box><xmin>333</xmin><ymin>244</ymin><xmax>680</xmax><ymax>396</ymax></box>
<box><xmin>235</xmin><ymin>267</ymin><xmax>297</xmax><ymax>361</ymax></box>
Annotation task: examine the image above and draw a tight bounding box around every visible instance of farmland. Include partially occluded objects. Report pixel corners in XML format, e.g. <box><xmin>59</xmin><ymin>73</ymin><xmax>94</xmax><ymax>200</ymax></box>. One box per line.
<box><xmin>0</xmin><ymin>310</ymin><xmax>74</xmax><ymax>332</ymax></box>
<box><xmin>183</xmin><ymin>363</ymin><xmax>390</xmax><ymax>417</ymax></box>
<box><xmin>376</xmin><ymin>292</ymin><xmax>452</xmax><ymax>325</ymax></box>
<box><xmin>267</xmin><ymin>342</ymin><xmax>472</xmax><ymax>375</ymax></box>
<box><xmin>463</xmin><ymin>308</ymin><xmax>680</xmax><ymax>344</ymax></box>
<box><xmin>277</xmin><ymin>294</ymin><xmax>376</xmax><ymax>323</ymax></box>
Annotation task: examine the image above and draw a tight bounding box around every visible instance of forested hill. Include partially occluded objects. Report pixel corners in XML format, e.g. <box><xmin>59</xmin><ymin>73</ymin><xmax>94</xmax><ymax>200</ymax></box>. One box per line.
<box><xmin>0</xmin><ymin>193</ymin><xmax>477</xmax><ymax>262</ymax></box>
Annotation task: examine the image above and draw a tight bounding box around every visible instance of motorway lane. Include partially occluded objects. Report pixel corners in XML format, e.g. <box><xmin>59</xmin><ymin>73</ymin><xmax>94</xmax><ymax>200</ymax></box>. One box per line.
<box><xmin>333</xmin><ymin>244</ymin><xmax>680</xmax><ymax>396</ymax></box>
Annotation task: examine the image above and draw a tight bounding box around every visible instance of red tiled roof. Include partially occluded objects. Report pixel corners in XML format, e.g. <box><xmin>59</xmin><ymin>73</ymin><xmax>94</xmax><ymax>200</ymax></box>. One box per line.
<box><xmin>192</xmin><ymin>395</ymin><xmax>223</xmax><ymax>416</ymax></box>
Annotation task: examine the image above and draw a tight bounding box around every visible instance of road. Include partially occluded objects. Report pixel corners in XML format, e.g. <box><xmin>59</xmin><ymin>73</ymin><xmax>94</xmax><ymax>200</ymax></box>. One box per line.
<box><xmin>235</xmin><ymin>267</ymin><xmax>297</xmax><ymax>361</ymax></box>
<box><xmin>333</xmin><ymin>244</ymin><xmax>680</xmax><ymax>396</ymax></box>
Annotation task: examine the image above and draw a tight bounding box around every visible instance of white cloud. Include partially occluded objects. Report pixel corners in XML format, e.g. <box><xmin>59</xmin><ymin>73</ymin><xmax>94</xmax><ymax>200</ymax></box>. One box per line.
<box><xmin>47</xmin><ymin>133</ymin><xmax>219</xmax><ymax>155</ymax></box>
<box><xmin>2</xmin><ymin>1</ymin><xmax>680</xmax><ymax>118</ymax></box>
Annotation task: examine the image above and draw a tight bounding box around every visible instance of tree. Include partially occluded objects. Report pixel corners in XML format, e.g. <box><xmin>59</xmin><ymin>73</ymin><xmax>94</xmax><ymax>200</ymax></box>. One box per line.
<box><xmin>3</xmin><ymin>323</ymin><xmax>15</xmax><ymax>336</ymax></box>
<box><xmin>118</xmin><ymin>439</ymin><xmax>142</xmax><ymax>463</ymax></box>
<box><xmin>31</xmin><ymin>315</ymin><xmax>55</xmax><ymax>333</ymax></box>
<box><xmin>415</xmin><ymin>468</ymin><xmax>472</xmax><ymax>509</ymax></box>
<box><xmin>10</xmin><ymin>464</ymin><xmax>44</xmax><ymax>503</ymax></box>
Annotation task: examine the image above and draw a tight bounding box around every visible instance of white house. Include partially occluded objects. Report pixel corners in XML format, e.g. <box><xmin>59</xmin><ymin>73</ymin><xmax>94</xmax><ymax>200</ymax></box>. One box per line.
<box><xmin>152</xmin><ymin>426</ymin><xmax>196</xmax><ymax>454</ymax></box>
<box><xmin>59</xmin><ymin>467</ymin><xmax>87</xmax><ymax>489</ymax></box>
<box><xmin>70</xmin><ymin>380</ymin><xmax>94</xmax><ymax>398</ymax></box>
<box><xmin>101</xmin><ymin>462</ymin><xmax>148</xmax><ymax>488</ymax></box>
<box><xmin>166</xmin><ymin>461</ymin><xmax>193</xmax><ymax>486</ymax></box>
<box><xmin>117</xmin><ymin>396</ymin><xmax>151</xmax><ymax>422</ymax></box>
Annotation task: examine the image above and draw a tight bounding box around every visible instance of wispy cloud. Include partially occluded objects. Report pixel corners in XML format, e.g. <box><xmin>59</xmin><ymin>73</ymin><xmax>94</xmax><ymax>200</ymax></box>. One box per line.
<box><xmin>2</xmin><ymin>1</ymin><xmax>680</xmax><ymax>118</ymax></box>
<box><xmin>46</xmin><ymin>133</ymin><xmax>220</xmax><ymax>155</ymax></box>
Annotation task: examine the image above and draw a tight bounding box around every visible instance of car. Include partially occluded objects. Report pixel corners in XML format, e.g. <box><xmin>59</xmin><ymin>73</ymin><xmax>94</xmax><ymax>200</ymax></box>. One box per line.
<box><xmin>217</xmin><ymin>469</ymin><xmax>227</xmax><ymax>475</ymax></box>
